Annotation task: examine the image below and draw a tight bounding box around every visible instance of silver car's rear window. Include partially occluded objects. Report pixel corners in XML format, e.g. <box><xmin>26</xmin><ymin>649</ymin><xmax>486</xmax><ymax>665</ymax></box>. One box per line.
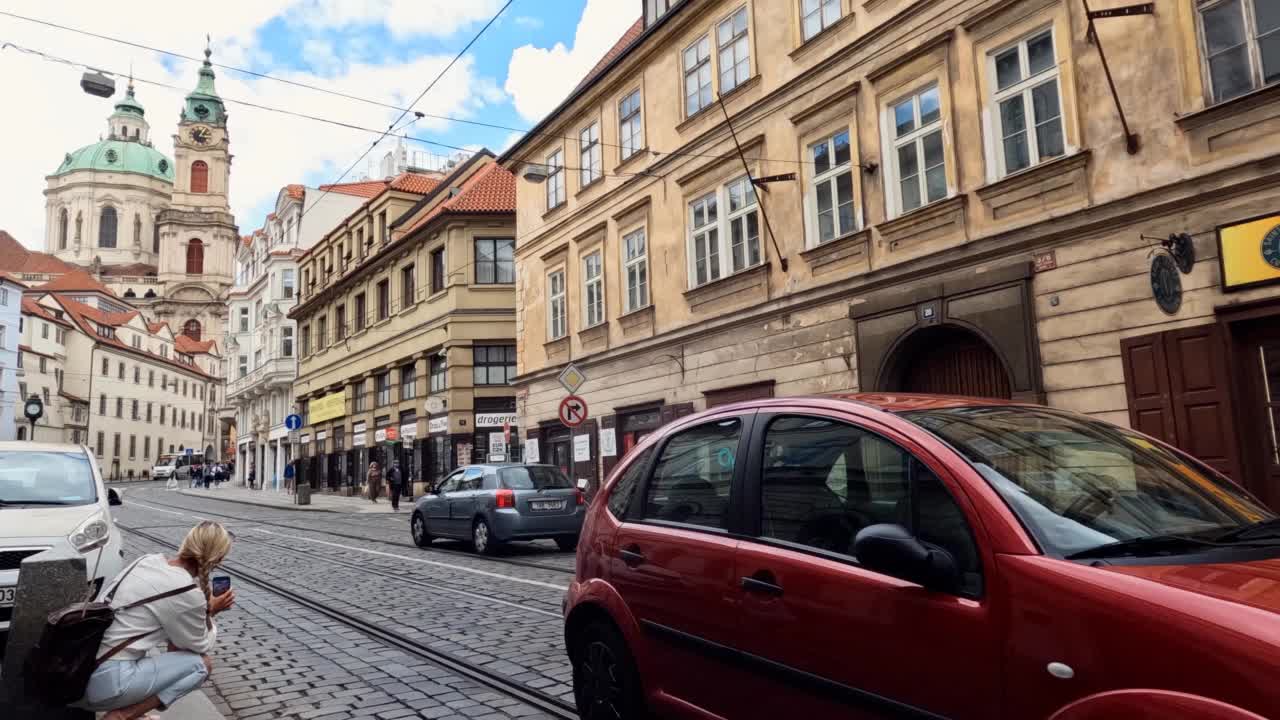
<box><xmin>500</xmin><ymin>466</ymin><xmax>572</xmax><ymax>490</ymax></box>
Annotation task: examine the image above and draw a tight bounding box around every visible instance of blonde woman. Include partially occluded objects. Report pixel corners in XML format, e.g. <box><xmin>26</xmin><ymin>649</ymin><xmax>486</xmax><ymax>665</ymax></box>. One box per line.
<box><xmin>75</xmin><ymin>521</ymin><xmax>235</xmax><ymax>720</ymax></box>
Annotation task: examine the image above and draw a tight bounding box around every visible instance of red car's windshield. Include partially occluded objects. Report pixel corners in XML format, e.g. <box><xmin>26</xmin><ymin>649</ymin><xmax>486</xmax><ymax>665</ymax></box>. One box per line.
<box><xmin>903</xmin><ymin>406</ymin><xmax>1274</xmax><ymax>557</ymax></box>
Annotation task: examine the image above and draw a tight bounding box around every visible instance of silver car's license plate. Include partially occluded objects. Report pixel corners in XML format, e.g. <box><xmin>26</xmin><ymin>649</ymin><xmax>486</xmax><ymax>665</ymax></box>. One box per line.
<box><xmin>0</xmin><ymin>586</ymin><xmax>15</xmax><ymax>607</ymax></box>
<box><xmin>530</xmin><ymin>500</ymin><xmax>566</xmax><ymax>511</ymax></box>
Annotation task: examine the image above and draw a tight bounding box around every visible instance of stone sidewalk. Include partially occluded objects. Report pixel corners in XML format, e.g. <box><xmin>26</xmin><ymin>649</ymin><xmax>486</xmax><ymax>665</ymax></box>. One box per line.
<box><xmin>174</xmin><ymin>486</ymin><xmax>401</xmax><ymax>514</ymax></box>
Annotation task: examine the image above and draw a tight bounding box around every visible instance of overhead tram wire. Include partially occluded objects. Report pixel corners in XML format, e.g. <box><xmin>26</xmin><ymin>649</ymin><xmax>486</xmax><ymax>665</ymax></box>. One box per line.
<box><xmin>0</xmin><ymin>7</ymin><xmax>972</xmax><ymax>172</ymax></box>
<box><xmin>296</xmin><ymin>0</ymin><xmax>515</xmax><ymax>226</ymax></box>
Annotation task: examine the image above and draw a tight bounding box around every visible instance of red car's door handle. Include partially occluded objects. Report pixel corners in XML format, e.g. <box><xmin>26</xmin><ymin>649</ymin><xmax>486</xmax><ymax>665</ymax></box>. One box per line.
<box><xmin>619</xmin><ymin>546</ymin><xmax>645</xmax><ymax>566</ymax></box>
<box><xmin>741</xmin><ymin>571</ymin><xmax>783</xmax><ymax>597</ymax></box>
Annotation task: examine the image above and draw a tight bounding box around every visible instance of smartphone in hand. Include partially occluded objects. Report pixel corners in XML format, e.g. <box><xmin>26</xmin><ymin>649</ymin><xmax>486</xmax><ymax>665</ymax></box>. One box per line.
<box><xmin>211</xmin><ymin>576</ymin><xmax>231</xmax><ymax>597</ymax></box>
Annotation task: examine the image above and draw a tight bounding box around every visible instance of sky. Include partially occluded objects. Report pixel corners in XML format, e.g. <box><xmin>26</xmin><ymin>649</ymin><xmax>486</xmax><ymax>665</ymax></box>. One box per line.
<box><xmin>0</xmin><ymin>0</ymin><xmax>639</xmax><ymax>248</ymax></box>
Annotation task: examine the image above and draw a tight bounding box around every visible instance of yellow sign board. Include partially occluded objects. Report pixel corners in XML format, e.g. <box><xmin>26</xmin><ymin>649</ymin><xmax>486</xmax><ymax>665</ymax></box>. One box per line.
<box><xmin>308</xmin><ymin>392</ymin><xmax>346</xmax><ymax>424</ymax></box>
<box><xmin>1218</xmin><ymin>213</ymin><xmax>1280</xmax><ymax>291</ymax></box>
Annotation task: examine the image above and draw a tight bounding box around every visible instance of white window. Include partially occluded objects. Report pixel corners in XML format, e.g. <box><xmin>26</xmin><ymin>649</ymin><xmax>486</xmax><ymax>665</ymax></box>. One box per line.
<box><xmin>888</xmin><ymin>85</ymin><xmax>947</xmax><ymax>216</ymax></box>
<box><xmin>238</xmin><ymin>355</ymin><xmax>248</xmax><ymax>378</ymax></box>
<box><xmin>989</xmin><ymin>29</ymin><xmax>1065</xmax><ymax>177</ymax></box>
<box><xmin>583</xmin><ymin>251</ymin><xmax>605</xmax><ymax>328</ymax></box>
<box><xmin>689</xmin><ymin>193</ymin><xmax>720</xmax><ymax>286</ymax></box>
<box><xmin>548</xmin><ymin>270</ymin><xmax>567</xmax><ymax>340</ymax></box>
<box><xmin>1197</xmin><ymin>0</ymin><xmax>1280</xmax><ymax>103</ymax></box>
<box><xmin>282</xmin><ymin>327</ymin><xmax>294</xmax><ymax>358</ymax></box>
<box><xmin>688</xmin><ymin>176</ymin><xmax>762</xmax><ymax>288</ymax></box>
<box><xmin>801</xmin><ymin>0</ymin><xmax>841</xmax><ymax>41</ymax></box>
<box><xmin>717</xmin><ymin>7</ymin><xmax>751</xmax><ymax>93</ymax></box>
<box><xmin>683</xmin><ymin>36</ymin><xmax>713</xmax><ymax>117</ymax></box>
<box><xmin>579</xmin><ymin>122</ymin><xmax>601</xmax><ymax>186</ymax></box>
<box><xmin>239</xmin><ymin>306</ymin><xmax>249</xmax><ymax>332</ymax></box>
<box><xmin>0</xmin><ymin>288</ymin><xmax>7</xmax><ymax>305</ymax></box>
<box><xmin>546</xmin><ymin>149</ymin><xmax>566</xmax><ymax>209</ymax></box>
<box><xmin>619</xmin><ymin>90</ymin><xmax>644</xmax><ymax>160</ymax></box>
<box><xmin>622</xmin><ymin>228</ymin><xmax>649</xmax><ymax>312</ymax></box>
<box><xmin>807</xmin><ymin>130</ymin><xmax>856</xmax><ymax>244</ymax></box>
<box><xmin>282</xmin><ymin>269</ymin><xmax>295</xmax><ymax>299</ymax></box>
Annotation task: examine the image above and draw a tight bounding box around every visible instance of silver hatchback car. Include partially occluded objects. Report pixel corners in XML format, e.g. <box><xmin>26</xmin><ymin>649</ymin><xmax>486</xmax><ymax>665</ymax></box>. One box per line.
<box><xmin>410</xmin><ymin>464</ymin><xmax>585</xmax><ymax>554</ymax></box>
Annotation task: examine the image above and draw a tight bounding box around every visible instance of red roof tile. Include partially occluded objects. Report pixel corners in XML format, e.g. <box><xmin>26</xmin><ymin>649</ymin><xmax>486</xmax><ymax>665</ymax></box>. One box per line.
<box><xmin>146</xmin><ymin>321</ymin><xmax>168</xmax><ymax>333</ymax></box>
<box><xmin>175</xmin><ymin>334</ymin><xmax>216</xmax><ymax>354</ymax></box>
<box><xmin>0</xmin><ymin>230</ymin><xmax>76</xmax><ymax>275</ymax></box>
<box><xmin>402</xmin><ymin>163</ymin><xmax>515</xmax><ymax>236</ymax></box>
<box><xmin>319</xmin><ymin>179</ymin><xmax>388</xmax><ymax>198</ymax></box>
<box><xmin>21</xmin><ymin>298</ymin><xmax>75</xmax><ymax>327</ymax></box>
<box><xmin>388</xmin><ymin>172</ymin><xmax>443</xmax><ymax>194</ymax></box>
<box><xmin>286</xmin><ymin>184</ymin><xmax>306</xmax><ymax>200</ymax></box>
<box><xmin>35</xmin><ymin>269</ymin><xmax>114</xmax><ymax>294</ymax></box>
<box><xmin>52</xmin><ymin>295</ymin><xmax>212</xmax><ymax>378</ymax></box>
<box><xmin>577</xmin><ymin>19</ymin><xmax>644</xmax><ymax>91</ymax></box>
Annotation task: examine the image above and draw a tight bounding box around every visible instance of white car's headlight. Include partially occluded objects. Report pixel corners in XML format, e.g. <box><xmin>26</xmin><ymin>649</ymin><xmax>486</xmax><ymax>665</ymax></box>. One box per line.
<box><xmin>70</xmin><ymin>510</ymin><xmax>111</xmax><ymax>553</ymax></box>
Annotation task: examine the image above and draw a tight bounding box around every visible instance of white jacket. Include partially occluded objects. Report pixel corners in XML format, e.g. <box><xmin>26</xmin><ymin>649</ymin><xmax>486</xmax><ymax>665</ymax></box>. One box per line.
<box><xmin>97</xmin><ymin>554</ymin><xmax>217</xmax><ymax>661</ymax></box>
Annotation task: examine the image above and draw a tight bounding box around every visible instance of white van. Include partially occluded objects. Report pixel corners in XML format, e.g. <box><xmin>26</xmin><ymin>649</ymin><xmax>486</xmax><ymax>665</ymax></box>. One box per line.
<box><xmin>0</xmin><ymin>442</ymin><xmax>125</xmax><ymax>632</ymax></box>
<box><xmin>152</xmin><ymin>453</ymin><xmax>180</xmax><ymax>480</ymax></box>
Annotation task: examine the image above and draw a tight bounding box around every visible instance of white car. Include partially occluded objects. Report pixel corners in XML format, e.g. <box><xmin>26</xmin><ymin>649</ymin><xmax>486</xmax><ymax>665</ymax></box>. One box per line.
<box><xmin>151</xmin><ymin>454</ymin><xmax>179</xmax><ymax>480</ymax></box>
<box><xmin>0</xmin><ymin>442</ymin><xmax>125</xmax><ymax>632</ymax></box>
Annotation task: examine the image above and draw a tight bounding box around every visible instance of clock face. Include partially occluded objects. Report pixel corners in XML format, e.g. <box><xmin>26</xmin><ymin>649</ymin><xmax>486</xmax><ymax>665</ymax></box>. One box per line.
<box><xmin>191</xmin><ymin>127</ymin><xmax>212</xmax><ymax>145</ymax></box>
<box><xmin>1262</xmin><ymin>225</ymin><xmax>1280</xmax><ymax>270</ymax></box>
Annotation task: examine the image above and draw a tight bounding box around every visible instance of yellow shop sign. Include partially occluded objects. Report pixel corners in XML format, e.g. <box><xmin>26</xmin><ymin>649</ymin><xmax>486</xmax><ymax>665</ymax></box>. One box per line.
<box><xmin>1219</xmin><ymin>213</ymin><xmax>1280</xmax><ymax>291</ymax></box>
<box><xmin>308</xmin><ymin>392</ymin><xmax>346</xmax><ymax>423</ymax></box>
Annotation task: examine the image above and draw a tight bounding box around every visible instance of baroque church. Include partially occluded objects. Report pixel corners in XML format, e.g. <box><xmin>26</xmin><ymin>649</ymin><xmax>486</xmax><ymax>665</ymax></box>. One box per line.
<box><xmin>42</xmin><ymin>46</ymin><xmax>237</xmax><ymax>352</ymax></box>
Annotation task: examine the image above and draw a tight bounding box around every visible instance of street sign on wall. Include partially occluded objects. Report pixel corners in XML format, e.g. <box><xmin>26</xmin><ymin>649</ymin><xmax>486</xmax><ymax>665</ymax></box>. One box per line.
<box><xmin>558</xmin><ymin>363</ymin><xmax>587</xmax><ymax>394</ymax></box>
<box><xmin>558</xmin><ymin>395</ymin><xmax>588</xmax><ymax>428</ymax></box>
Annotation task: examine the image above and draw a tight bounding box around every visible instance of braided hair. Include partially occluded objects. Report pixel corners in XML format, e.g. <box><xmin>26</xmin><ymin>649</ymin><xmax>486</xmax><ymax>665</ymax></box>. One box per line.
<box><xmin>177</xmin><ymin>521</ymin><xmax>232</xmax><ymax>626</ymax></box>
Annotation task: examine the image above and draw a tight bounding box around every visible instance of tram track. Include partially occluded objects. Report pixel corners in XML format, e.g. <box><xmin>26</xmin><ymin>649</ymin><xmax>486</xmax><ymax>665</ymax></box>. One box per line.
<box><xmin>228</xmin><ymin>531</ymin><xmax>563</xmax><ymax>617</ymax></box>
<box><xmin>126</xmin><ymin>491</ymin><xmax>576</xmax><ymax>576</ymax></box>
<box><xmin>117</xmin><ymin>523</ymin><xmax>579</xmax><ymax>720</ymax></box>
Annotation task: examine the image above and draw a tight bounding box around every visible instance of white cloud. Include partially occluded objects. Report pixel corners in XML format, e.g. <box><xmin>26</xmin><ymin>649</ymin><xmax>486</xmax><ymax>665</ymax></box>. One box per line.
<box><xmin>286</xmin><ymin>0</ymin><xmax>505</xmax><ymax>39</ymax></box>
<box><xmin>513</xmin><ymin>16</ymin><xmax>544</xmax><ymax>30</ymax></box>
<box><xmin>504</xmin><ymin>0</ymin><xmax>639</xmax><ymax>123</ymax></box>
<box><xmin>0</xmin><ymin>0</ymin><xmax>505</xmax><ymax>249</ymax></box>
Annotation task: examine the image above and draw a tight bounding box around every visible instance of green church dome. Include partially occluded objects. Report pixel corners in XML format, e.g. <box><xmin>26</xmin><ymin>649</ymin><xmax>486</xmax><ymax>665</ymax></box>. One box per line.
<box><xmin>53</xmin><ymin>139</ymin><xmax>174</xmax><ymax>183</ymax></box>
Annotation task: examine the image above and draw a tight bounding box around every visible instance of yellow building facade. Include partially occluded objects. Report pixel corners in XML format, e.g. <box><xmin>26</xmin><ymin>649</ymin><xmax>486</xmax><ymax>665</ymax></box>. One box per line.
<box><xmin>289</xmin><ymin>153</ymin><xmax>519</xmax><ymax>494</ymax></box>
<box><xmin>502</xmin><ymin>0</ymin><xmax>1280</xmax><ymax>506</ymax></box>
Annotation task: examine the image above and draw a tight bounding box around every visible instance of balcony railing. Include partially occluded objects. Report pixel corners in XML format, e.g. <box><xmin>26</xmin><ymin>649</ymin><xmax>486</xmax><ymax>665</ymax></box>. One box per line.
<box><xmin>226</xmin><ymin>356</ymin><xmax>296</xmax><ymax>400</ymax></box>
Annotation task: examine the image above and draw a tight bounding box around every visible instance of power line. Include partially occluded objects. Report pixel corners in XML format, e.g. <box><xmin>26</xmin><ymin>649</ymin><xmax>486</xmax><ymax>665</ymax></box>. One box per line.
<box><xmin>297</xmin><ymin>0</ymin><xmax>515</xmax><ymax>226</ymax></box>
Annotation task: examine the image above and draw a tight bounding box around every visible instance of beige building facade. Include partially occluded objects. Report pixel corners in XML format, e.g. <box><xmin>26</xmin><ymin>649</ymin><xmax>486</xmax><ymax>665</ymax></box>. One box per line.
<box><xmin>289</xmin><ymin>153</ymin><xmax>519</xmax><ymax>494</ymax></box>
<box><xmin>502</xmin><ymin>0</ymin><xmax>1280</xmax><ymax>506</ymax></box>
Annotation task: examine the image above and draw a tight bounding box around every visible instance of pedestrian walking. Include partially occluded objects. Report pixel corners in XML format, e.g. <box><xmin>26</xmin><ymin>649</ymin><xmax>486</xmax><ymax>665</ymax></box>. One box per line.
<box><xmin>73</xmin><ymin>521</ymin><xmax>236</xmax><ymax>720</ymax></box>
<box><xmin>367</xmin><ymin>460</ymin><xmax>382</xmax><ymax>503</ymax></box>
<box><xmin>247</xmin><ymin>467</ymin><xmax>256</xmax><ymax>491</ymax></box>
<box><xmin>387</xmin><ymin>463</ymin><xmax>403</xmax><ymax>511</ymax></box>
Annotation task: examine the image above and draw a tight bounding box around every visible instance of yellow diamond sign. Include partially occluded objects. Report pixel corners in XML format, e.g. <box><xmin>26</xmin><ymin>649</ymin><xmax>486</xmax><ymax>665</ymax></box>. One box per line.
<box><xmin>557</xmin><ymin>363</ymin><xmax>587</xmax><ymax>394</ymax></box>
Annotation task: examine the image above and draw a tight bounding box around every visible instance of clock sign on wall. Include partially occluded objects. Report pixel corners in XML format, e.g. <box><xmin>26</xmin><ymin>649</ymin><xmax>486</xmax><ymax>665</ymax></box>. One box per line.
<box><xmin>191</xmin><ymin>126</ymin><xmax>212</xmax><ymax>145</ymax></box>
<box><xmin>1218</xmin><ymin>213</ymin><xmax>1280</xmax><ymax>291</ymax></box>
<box><xmin>1150</xmin><ymin>253</ymin><xmax>1182</xmax><ymax>315</ymax></box>
<box><xmin>1263</xmin><ymin>224</ymin><xmax>1280</xmax><ymax>270</ymax></box>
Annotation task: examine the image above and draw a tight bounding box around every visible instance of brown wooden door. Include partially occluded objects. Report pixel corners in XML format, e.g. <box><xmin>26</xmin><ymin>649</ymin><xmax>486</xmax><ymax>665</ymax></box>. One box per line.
<box><xmin>1234</xmin><ymin>322</ymin><xmax>1280</xmax><ymax>509</ymax></box>
<box><xmin>1121</xmin><ymin>325</ymin><xmax>1243</xmax><ymax>482</ymax></box>
<box><xmin>1119</xmin><ymin>333</ymin><xmax>1176</xmax><ymax>445</ymax></box>
<box><xmin>900</xmin><ymin>328</ymin><xmax>1012</xmax><ymax>399</ymax></box>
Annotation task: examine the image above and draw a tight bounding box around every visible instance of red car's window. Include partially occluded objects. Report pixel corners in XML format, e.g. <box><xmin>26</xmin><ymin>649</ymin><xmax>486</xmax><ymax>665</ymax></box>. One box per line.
<box><xmin>607</xmin><ymin>447</ymin><xmax>653</xmax><ymax>521</ymax></box>
<box><xmin>760</xmin><ymin>416</ymin><xmax>981</xmax><ymax>595</ymax></box>
<box><xmin>643</xmin><ymin>418</ymin><xmax>740</xmax><ymax>529</ymax></box>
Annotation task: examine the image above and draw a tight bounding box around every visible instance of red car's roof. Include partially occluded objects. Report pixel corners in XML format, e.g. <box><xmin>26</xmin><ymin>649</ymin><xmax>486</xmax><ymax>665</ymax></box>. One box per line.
<box><xmin>831</xmin><ymin>393</ymin><xmax>1023</xmax><ymax>412</ymax></box>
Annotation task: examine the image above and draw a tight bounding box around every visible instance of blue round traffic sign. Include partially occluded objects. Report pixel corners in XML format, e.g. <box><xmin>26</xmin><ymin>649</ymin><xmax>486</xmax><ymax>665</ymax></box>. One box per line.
<box><xmin>285</xmin><ymin>414</ymin><xmax>303</xmax><ymax>430</ymax></box>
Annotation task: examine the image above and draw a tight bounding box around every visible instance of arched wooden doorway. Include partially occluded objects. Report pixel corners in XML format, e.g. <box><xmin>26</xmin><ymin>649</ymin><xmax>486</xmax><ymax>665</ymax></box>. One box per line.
<box><xmin>884</xmin><ymin>325</ymin><xmax>1013</xmax><ymax>399</ymax></box>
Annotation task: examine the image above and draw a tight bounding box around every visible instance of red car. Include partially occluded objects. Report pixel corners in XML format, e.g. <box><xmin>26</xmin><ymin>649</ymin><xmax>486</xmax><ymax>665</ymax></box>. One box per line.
<box><xmin>563</xmin><ymin>394</ymin><xmax>1280</xmax><ymax>720</ymax></box>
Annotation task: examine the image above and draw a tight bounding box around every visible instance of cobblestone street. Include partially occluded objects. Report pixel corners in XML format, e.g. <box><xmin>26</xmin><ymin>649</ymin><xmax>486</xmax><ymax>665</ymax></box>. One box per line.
<box><xmin>113</xmin><ymin>484</ymin><xmax>576</xmax><ymax>719</ymax></box>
